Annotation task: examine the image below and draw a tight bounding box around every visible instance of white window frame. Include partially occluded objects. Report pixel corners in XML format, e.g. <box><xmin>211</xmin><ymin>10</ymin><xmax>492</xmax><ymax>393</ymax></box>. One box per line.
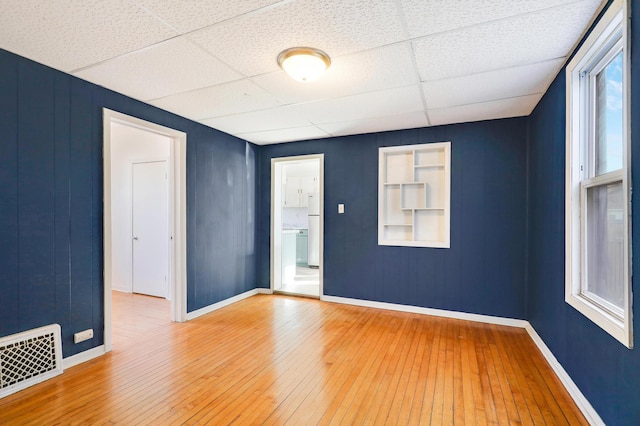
<box><xmin>565</xmin><ymin>0</ymin><xmax>632</xmax><ymax>348</ymax></box>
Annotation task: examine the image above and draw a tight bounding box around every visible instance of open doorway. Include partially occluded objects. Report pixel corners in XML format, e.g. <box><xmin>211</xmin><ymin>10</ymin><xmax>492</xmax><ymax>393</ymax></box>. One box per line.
<box><xmin>271</xmin><ymin>155</ymin><xmax>324</xmax><ymax>298</ymax></box>
<box><xmin>103</xmin><ymin>109</ymin><xmax>187</xmax><ymax>352</ymax></box>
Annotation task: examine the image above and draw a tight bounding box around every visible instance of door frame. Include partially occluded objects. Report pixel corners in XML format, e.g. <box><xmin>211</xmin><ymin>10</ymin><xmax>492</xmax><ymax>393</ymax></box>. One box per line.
<box><xmin>103</xmin><ymin>109</ymin><xmax>187</xmax><ymax>353</ymax></box>
<box><xmin>270</xmin><ymin>154</ymin><xmax>324</xmax><ymax>296</ymax></box>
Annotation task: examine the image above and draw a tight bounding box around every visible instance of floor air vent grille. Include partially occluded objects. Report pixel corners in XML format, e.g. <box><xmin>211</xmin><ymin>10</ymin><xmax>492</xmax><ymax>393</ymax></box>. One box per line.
<box><xmin>0</xmin><ymin>324</ymin><xmax>63</xmax><ymax>398</ymax></box>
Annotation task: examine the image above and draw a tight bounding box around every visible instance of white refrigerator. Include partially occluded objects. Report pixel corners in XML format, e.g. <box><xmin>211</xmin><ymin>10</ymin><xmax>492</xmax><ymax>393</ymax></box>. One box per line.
<box><xmin>307</xmin><ymin>193</ymin><xmax>320</xmax><ymax>267</ymax></box>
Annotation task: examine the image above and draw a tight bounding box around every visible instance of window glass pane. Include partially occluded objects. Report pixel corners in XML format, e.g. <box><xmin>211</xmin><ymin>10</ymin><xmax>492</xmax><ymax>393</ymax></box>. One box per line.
<box><xmin>585</xmin><ymin>181</ymin><xmax>624</xmax><ymax>310</ymax></box>
<box><xmin>595</xmin><ymin>51</ymin><xmax>623</xmax><ymax>175</ymax></box>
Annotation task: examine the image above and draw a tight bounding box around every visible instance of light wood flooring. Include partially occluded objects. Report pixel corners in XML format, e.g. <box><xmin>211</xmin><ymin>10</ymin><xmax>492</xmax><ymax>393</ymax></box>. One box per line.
<box><xmin>0</xmin><ymin>294</ymin><xmax>587</xmax><ymax>425</ymax></box>
<box><xmin>111</xmin><ymin>290</ymin><xmax>170</xmax><ymax>347</ymax></box>
<box><xmin>279</xmin><ymin>265</ymin><xmax>320</xmax><ymax>297</ymax></box>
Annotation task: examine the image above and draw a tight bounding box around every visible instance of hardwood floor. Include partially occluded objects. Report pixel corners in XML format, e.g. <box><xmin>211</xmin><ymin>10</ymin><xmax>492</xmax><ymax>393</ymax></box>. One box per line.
<box><xmin>111</xmin><ymin>290</ymin><xmax>170</xmax><ymax>348</ymax></box>
<box><xmin>0</xmin><ymin>295</ymin><xmax>587</xmax><ymax>425</ymax></box>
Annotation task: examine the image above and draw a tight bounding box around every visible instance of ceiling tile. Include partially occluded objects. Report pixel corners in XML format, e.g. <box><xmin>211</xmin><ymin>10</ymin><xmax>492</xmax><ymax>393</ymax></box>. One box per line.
<box><xmin>0</xmin><ymin>0</ymin><xmax>604</xmax><ymax>141</ymax></box>
<box><xmin>401</xmin><ymin>0</ymin><xmax>582</xmax><ymax>38</ymax></box>
<box><xmin>131</xmin><ymin>0</ymin><xmax>282</xmax><ymax>34</ymax></box>
<box><xmin>238</xmin><ymin>126</ymin><xmax>331</xmax><ymax>145</ymax></box>
<box><xmin>290</xmin><ymin>85</ymin><xmax>424</xmax><ymax>125</ymax></box>
<box><xmin>189</xmin><ymin>0</ymin><xmax>405</xmax><ymax>77</ymax></box>
<box><xmin>200</xmin><ymin>106</ymin><xmax>312</xmax><ymax>134</ymax></box>
<box><xmin>74</xmin><ymin>37</ymin><xmax>242</xmax><ymax>101</ymax></box>
<box><xmin>413</xmin><ymin>1</ymin><xmax>600</xmax><ymax>81</ymax></box>
<box><xmin>318</xmin><ymin>111</ymin><xmax>428</xmax><ymax>137</ymax></box>
<box><xmin>427</xmin><ymin>94</ymin><xmax>541</xmax><ymax>126</ymax></box>
<box><xmin>149</xmin><ymin>79</ymin><xmax>282</xmax><ymax>120</ymax></box>
<box><xmin>252</xmin><ymin>43</ymin><xmax>418</xmax><ymax>104</ymax></box>
<box><xmin>422</xmin><ymin>58</ymin><xmax>564</xmax><ymax>109</ymax></box>
<box><xmin>0</xmin><ymin>0</ymin><xmax>177</xmax><ymax>72</ymax></box>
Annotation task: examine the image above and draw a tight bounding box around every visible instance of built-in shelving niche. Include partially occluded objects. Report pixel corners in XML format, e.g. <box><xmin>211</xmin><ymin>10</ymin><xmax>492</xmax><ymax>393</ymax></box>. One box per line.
<box><xmin>378</xmin><ymin>142</ymin><xmax>451</xmax><ymax>248</ymax></box>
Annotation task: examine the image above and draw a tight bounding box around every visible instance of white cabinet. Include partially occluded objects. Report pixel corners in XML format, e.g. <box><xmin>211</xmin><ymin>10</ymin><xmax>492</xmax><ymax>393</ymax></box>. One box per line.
<box><xmin>284</xmin><ymin>177</ymin><xmax>302</xmax><ymax>207</ymax></box>
<box><xmin>283</xmin><ymin>176</ymin><xmax>318</xmax><ymax>207</ymax></box>
<box><xmin>282</xmin><ymin>231</ymin><xmax>297</xmax><ymax>283</ymax></box>
<box><xmin>296</xmin><ymin>229</ymin><xmax>308</xmax><ymax>265</ymax></box>
<box><xmin>378</xmin><ymin>142</ymin><xmax>451</xmax><ymax>248</ymax></box>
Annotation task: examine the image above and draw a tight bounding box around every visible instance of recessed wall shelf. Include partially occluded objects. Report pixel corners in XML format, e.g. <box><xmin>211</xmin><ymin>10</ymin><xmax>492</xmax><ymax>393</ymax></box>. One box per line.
<box><xmin>378</xmin><ymin>142</ymin><xmax>451</xmax><ymax>248</ymax></box>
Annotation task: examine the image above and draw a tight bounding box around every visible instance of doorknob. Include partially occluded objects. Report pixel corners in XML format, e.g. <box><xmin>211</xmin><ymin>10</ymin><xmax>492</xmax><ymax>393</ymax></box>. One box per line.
<box><xmin>133</xmin><ymin>236</ymin><xmax>139</xmax><ymax>240</ymax></box>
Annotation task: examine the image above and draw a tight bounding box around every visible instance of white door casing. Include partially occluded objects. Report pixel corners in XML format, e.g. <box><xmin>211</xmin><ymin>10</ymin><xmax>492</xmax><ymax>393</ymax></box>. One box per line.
<box><xmin>103</xmin><ymin>108</ymin><xmax>187</xmax><ymax>354</ymax></box>
<box><xmin>270</xmin><ymin>154</ymin><xmax>324</xmax><ymax>295</ymax></box>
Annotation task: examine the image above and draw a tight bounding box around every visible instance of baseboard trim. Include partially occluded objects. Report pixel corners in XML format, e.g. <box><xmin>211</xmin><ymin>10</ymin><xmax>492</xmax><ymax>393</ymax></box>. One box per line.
<box><xmin>320</xmin><ymin>295</ymin><xmax>528</xmax><ymax>328</ymax></box>
<box><xmin>257</xmin><ymin>288</ymin><xmax>273</xmax><ymax>294</ymax></box>
<box><xmin>524</xmin><ymin>324</ymin><xmax>604</xmax><ymax>426</ymax></box>
<box><xmin>186</xmin><ymin>289</ymin><xmax>259</xmax><ymax>321</ymax></box>
<box><xmin>63</xmin><ymin>345</ymin><xmax>105</xmax><ymax>370</ymax></box>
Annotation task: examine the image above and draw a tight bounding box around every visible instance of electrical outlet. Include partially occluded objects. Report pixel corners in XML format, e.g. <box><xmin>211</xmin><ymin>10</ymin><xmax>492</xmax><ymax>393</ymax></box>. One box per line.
<box><xmin>74</xmin><ymin>329</ymin><xmax>93</xmax><ymax>344</ymax></box>
<box><xmin>338</xmin><ymin>204</ymin><xmax>345</xmax><ymax>214</ymax></box>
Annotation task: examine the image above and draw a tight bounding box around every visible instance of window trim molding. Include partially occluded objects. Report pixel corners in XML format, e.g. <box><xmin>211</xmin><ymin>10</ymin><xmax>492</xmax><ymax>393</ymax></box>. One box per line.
<box><xmin>565</xmin><ymin>0</ymin><xmax>632</xmax><ymax>348</ymax></box>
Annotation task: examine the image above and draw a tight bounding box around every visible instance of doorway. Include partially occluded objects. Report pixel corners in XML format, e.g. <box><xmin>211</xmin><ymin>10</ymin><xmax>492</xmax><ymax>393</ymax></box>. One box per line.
<box><xmin>271</xmin><ymin>155</ymin><xmax>324</xmax><ymax>298</ymax></box>
<box><xmin>103</xmin><ymin>109</ymin><xmax>187</xmax><ymax>353</ymax></box>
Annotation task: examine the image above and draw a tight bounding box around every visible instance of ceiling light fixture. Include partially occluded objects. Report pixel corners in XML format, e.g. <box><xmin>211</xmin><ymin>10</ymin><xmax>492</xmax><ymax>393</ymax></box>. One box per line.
<box><xmin>277</xmin><ymin>47</ymin><xmax>331</xmax><ymax>83</ymax></box>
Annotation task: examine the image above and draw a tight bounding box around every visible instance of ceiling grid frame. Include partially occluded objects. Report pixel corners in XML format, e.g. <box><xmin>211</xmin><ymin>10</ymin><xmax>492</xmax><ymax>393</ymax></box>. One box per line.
<box><xmin>0</xmin><ymin>0</ymin><xmax>606</xmax><ymax>144</ymax></box>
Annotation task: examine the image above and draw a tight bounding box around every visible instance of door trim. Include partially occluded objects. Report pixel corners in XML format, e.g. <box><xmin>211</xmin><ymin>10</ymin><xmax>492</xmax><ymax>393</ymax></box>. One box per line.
<box><xmin>103</xmin><ymin>109</ymin><xmax>187</xmax><ymax>353</ymax></box>
<box><xmin>270</xmin><ymin>154</ymin><xmax>324</xmax><ymax>297</ymax></box>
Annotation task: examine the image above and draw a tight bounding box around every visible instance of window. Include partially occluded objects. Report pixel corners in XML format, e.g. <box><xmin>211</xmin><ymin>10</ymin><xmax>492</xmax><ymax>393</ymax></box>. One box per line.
<box><xmin>566</xmin><ymin>0</ymin><xmax>632</xmax><ymax>347</ymax></box>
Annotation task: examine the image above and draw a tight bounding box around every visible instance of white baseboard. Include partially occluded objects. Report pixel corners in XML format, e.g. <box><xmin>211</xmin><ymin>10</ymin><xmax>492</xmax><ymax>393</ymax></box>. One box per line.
<box><xmin>186</xmin><ymin>289</ymin><xmax>259</xmax><ymax>321</ymax></box>
<box><xmin>524</xmin><ymin>324</ymin><xmax>604</xmax><ymax>426</ymax></box>
<box><xmin>257</xmin><ymin>288</ymin><xmax>273</xmax><ymax>294</ymax></box>
<box><xmin>320</xmin><ymin>295</ymin><xmax>528</xmax><ymax>328</ymax></box>
<box><xmin>63</xmin><ymin>345</ymin><xmax>105</xmax><ymax>370</ymax></box>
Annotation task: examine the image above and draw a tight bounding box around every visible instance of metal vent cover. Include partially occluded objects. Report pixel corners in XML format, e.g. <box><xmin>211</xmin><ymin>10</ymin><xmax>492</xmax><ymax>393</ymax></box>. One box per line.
<box><xmin>0</xmin><ymin>324</ymin><xmax>63</xmax><ymax>398</ymax></box>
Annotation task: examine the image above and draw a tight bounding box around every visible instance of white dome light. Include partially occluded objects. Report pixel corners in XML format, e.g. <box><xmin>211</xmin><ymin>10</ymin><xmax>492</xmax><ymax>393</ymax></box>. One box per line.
<box><xmin>277</xmin><ymin>47</ymin><xmax>331</xmax><ymax>83</ymax></box>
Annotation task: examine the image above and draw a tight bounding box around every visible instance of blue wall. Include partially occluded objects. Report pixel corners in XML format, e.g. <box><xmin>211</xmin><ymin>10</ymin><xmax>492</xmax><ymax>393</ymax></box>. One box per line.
<box><xmin>259</xmin><ymin>119</ymin><xmax>528</xmax><ymax>319</ymax></box>
<box><xmin>526</xmin><ymin>1</ymin><xmax>640</xmax><ymax>423</ymax></box>
<box><xmin>0</xmin><ymin>49</ymin><xmax>258</xmax><ymax>357</ymax></box>
<box><xmin>2</xmin><ymin>2</ymin><xmax>638</xmax><ymax>421</ymax></box>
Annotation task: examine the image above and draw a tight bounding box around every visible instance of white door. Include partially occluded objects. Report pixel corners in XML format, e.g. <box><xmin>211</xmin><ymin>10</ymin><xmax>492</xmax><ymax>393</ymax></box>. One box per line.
<box><xmin>132</xmin><ymin>161</ymin><xmax>168</xmax><ymax>298</ymax></box>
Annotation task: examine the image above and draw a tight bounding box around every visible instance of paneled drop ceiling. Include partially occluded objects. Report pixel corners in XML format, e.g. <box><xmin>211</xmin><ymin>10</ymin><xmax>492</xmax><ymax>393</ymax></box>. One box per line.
<box><xmin>0</xmin><ymin>0</ymin><xmax>603</xmax><ymax>145</ymax></box>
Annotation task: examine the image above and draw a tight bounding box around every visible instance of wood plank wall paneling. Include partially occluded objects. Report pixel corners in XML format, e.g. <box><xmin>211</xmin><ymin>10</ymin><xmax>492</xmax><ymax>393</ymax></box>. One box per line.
<box><xmin>0</xmin><ymin>48</ymin><xmax>260</xmax><ymax>359</ymax></box>
<box><xmin>0</xmin><ymin>49</ymin><xmax>19</xmax><ymax>334</ymax></box>
<box><xmin>258</xmin><ymin>120</ymin><xmax>528</xmax><ymax>320</ymax></box>
<box><xmin>0</xmin><ymin>295</ymin><xmax>587</xmax><ymax>425</ymax></box>
<box><xmin>526</xmin><ymin>12</ymin><xmax>640</xmax><ymax>420</ymax></box>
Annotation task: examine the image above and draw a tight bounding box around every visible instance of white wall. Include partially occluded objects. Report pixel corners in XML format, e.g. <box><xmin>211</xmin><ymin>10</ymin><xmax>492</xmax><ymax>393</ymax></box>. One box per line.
<box><xmin>110</xmin><ymin>122</ymin><xmax>170</xmax><ymax>293</ymax></box>
<box><xmin>284</xmin><ymin>161</ymin><xmax>319</xmax><ymax>178</ymax></box>
<box><xmin>282</xmin><ymin>207</ymin><xmax>308</xmax><ymax>229</ymax></box>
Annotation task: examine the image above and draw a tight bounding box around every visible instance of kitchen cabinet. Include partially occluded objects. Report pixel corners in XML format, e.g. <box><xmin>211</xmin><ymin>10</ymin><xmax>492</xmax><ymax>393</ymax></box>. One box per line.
<box><xmin>296</xmin><ymin>229</ymin><xmax>308</xmax><ymax>265</ymax></box>
<box><xmin>282</xmin><ymin>230</ymin><xmax>297</xmax><ymax>283</ymax></box>
<box><xmin>378</xmin><ymin>142</ymin><xmax>451</xmax><ymax>248</ymax></box>
<box><xmin>283</xmin><ymin>176</ymin><xmax>318</xmax><ymax>207</ymax></box>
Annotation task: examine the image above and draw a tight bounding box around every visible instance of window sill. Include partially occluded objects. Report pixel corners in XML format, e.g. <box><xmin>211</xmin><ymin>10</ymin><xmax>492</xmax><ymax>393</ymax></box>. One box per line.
<box><xmin>565</xmin><ymin>292</ymin><xmax>631</xmax><ymax>348</ymax></box>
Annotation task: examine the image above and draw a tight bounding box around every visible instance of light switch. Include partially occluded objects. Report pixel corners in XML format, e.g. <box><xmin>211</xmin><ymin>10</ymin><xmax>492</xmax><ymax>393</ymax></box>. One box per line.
<box><xmin>338</xmin><ymin>204</ymin><xmax>345</xmax><ymax>214</ymax></box>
